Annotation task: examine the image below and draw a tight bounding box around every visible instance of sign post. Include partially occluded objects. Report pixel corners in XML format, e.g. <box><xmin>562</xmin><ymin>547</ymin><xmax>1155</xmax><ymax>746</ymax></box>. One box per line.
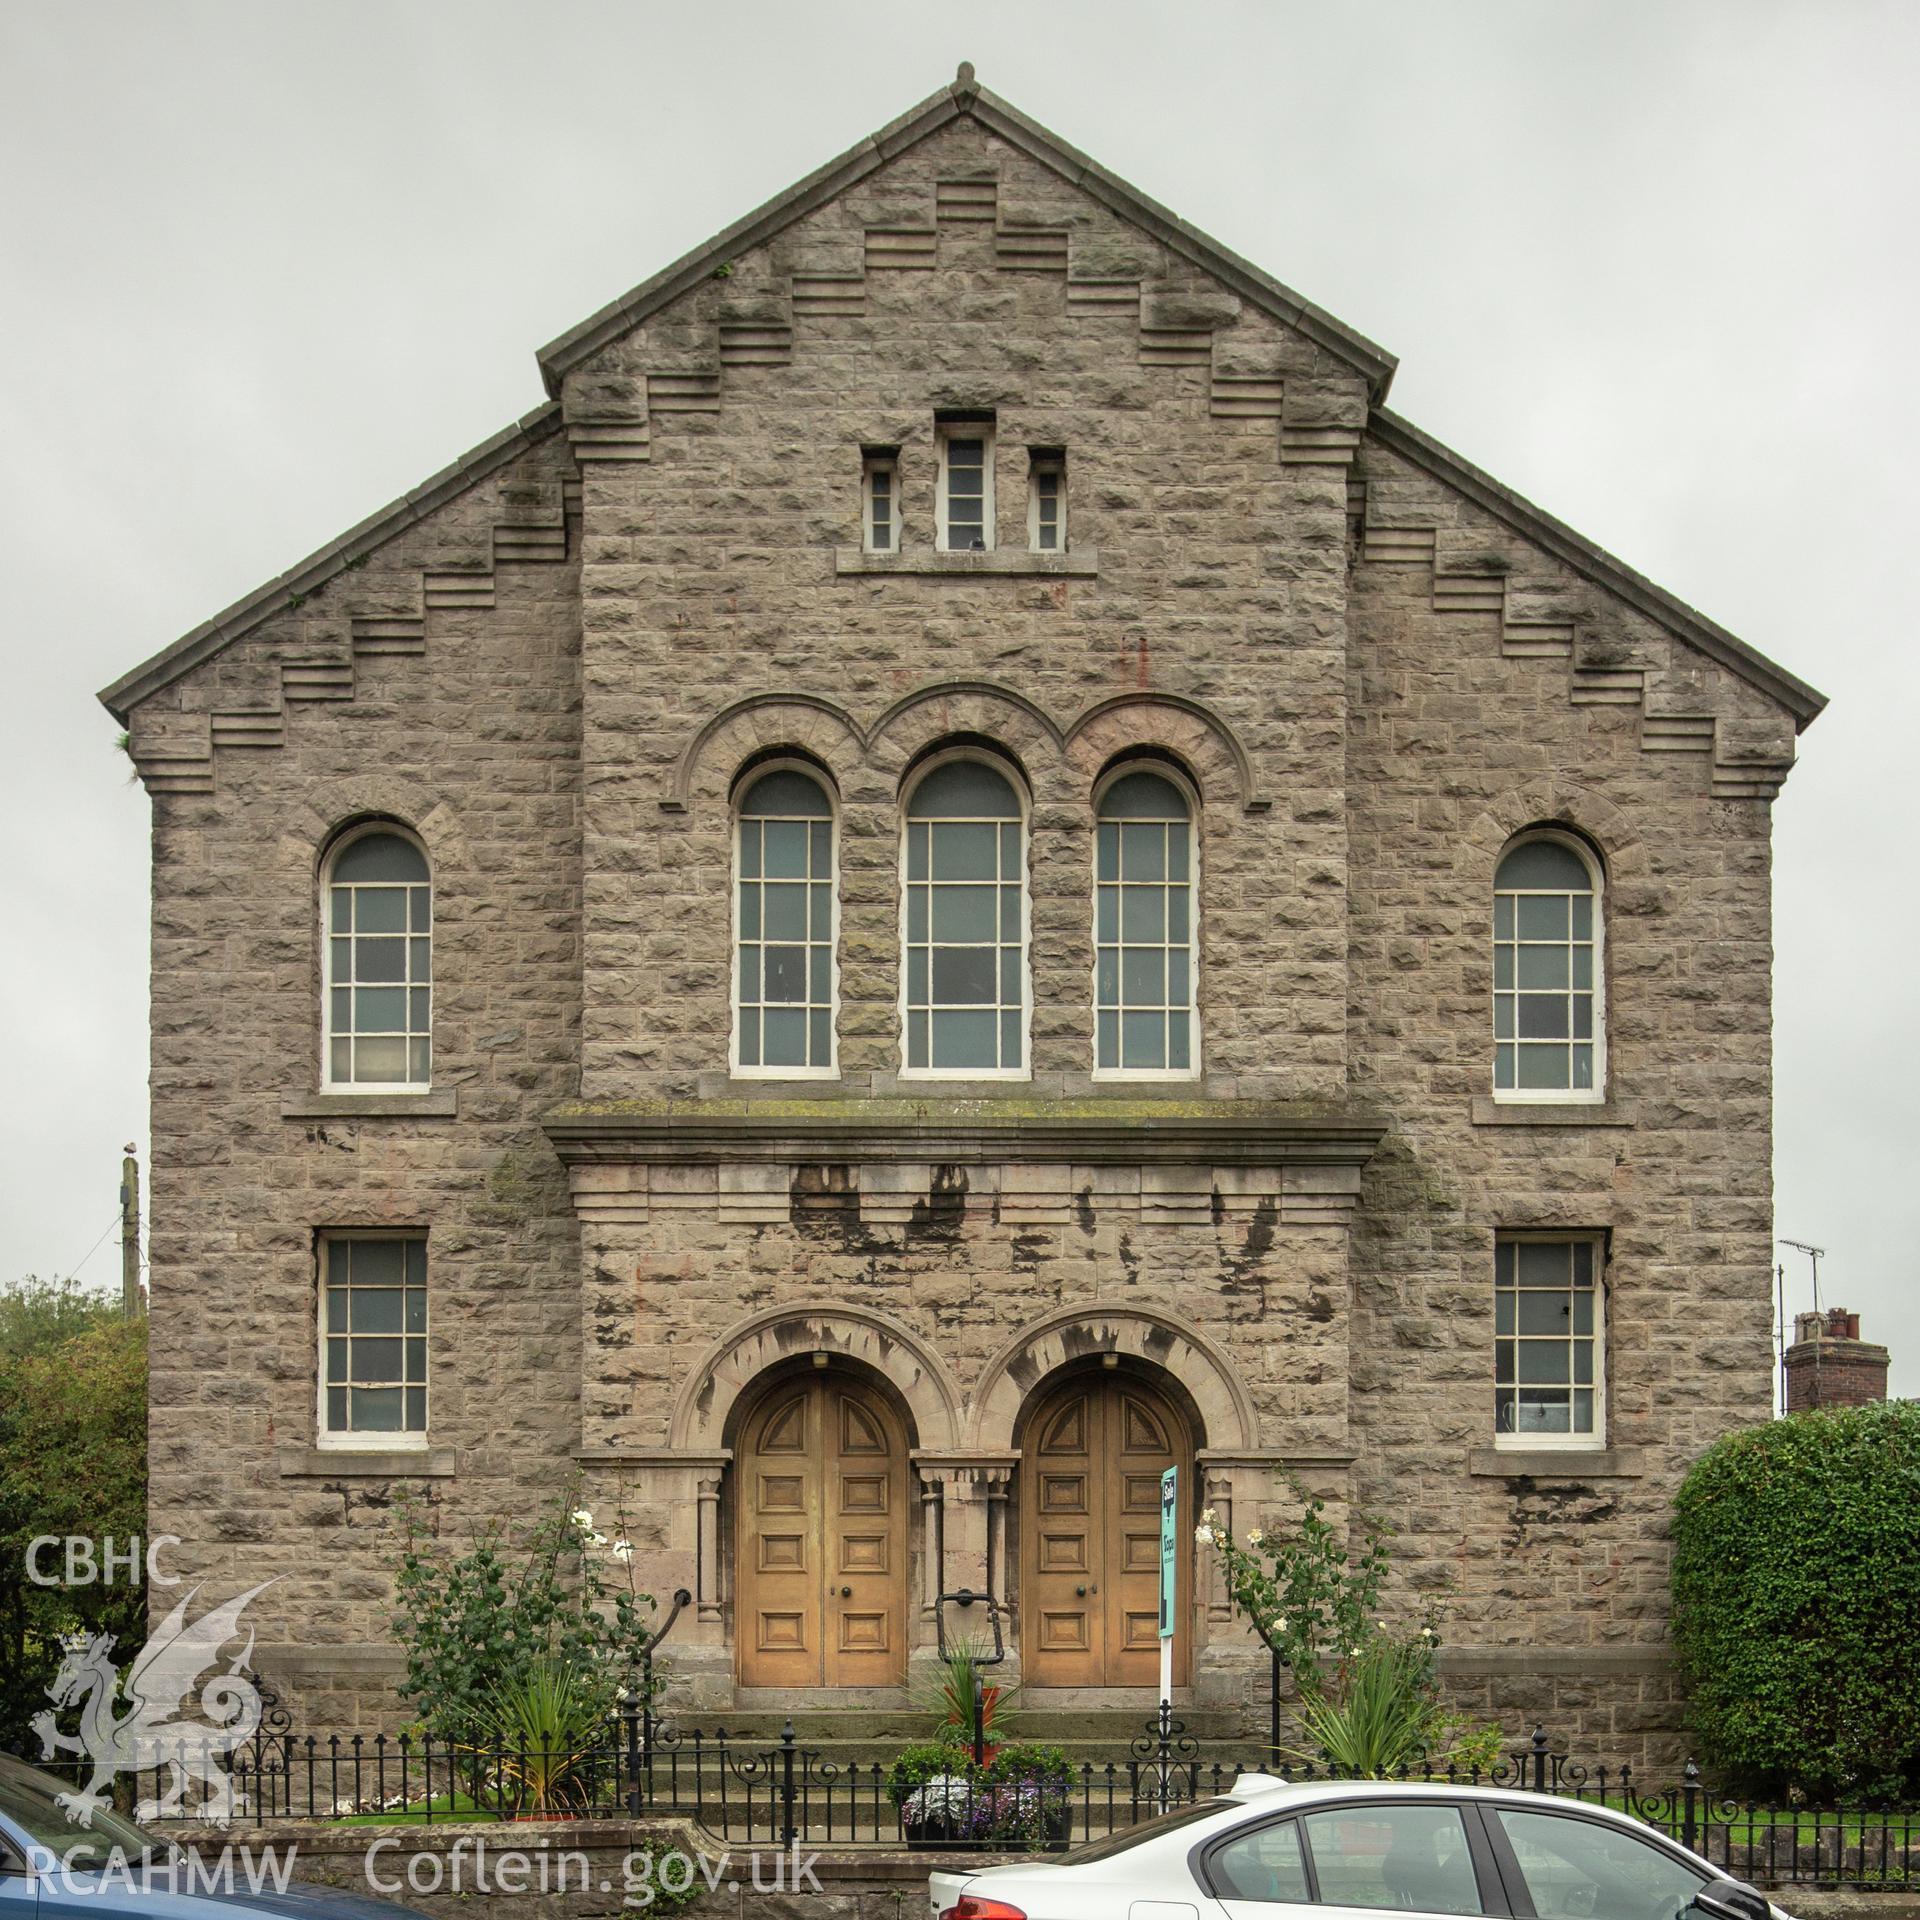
<box><xmin>1157</xmin><ymin>1465</ymin><xmax>1178</xmax><ymax>1710</ymax></box>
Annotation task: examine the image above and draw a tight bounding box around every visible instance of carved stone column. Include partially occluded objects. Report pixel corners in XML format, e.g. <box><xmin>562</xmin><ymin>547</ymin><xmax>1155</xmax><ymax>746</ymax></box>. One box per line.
<box><xmin>695</xmin><ymin>1471</ymin><xmax>723</xmax><ymax>1623</ymax></box>
<box><xmin>913</xmin><ymin>1454</ymin><xmax>1017</xmax><ymax>1625</ymax></box>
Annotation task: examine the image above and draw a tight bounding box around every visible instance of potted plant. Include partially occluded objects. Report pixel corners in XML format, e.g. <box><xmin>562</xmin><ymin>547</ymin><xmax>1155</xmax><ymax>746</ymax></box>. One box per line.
<box><xmin>918</xmin><ymin>1643</ymin><xmax>1017</xmax><ymax>1762</ymax></box>
<box><xmin>888</xmin><ymin>1738</ymin><xmax>980</xmax><ymax>1847</ymax></box>
<box><xmin>984</xmin><ymin>1742</ymin><xmax>1074</xmax><ymax>1851</ymax></box>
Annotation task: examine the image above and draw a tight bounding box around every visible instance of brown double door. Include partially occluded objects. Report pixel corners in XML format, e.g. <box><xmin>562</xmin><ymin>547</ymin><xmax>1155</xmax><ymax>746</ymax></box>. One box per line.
<box><xmin>736</xmin><ymin>1373</ymin><xmax>909</xmax><ymax>1688</ymax></box>
<box><xmin>1021</xmin><ymin>1374</ymin><xmax>1190</xmax><ymax>1688</ymax></box>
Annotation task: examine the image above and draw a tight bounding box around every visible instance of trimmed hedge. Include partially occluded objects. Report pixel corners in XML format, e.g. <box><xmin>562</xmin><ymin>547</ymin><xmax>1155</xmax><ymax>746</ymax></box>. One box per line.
<box><xmin>1672</xmin><ymin>1400</ymin><xmax>1920</xmax><ymax>1801</ymax></box>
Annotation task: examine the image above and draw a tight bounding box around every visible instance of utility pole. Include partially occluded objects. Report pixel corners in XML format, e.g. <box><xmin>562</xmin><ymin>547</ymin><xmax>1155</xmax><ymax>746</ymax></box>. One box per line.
<box><xmin>1774</xmin><ymin>1261</ymin><xmax>1786</xmax><ymax>1416</ymax></box>
<box><xmin>120</xmin><ymin>1143</ymin><xmax>142</xmax><ymax>1316</ymax></box>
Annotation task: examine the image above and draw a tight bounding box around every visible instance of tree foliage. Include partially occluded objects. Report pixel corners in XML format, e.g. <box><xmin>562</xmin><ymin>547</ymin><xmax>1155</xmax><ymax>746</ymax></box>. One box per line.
<box><xmin>0</xmin><ymin>1278</ymin><xmax>148</xmax><ymax>1750</ymax></box>
<box><xmin>1672</xmin><ymin>1400</ymin><xmax>1920</xmax><ymax>1801</ymax></box>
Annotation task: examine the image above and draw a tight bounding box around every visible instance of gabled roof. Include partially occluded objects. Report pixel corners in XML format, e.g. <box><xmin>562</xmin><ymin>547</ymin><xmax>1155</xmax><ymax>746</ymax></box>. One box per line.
<box><xmin>97</xmin><ymin>404</ymin><xmax>563</xmax><ymax>724</ymax></box>
<box><xmin>535</xmin><ymin>64</ymin><xmax>1400</xmax><ymax>403</ymax></box>
<box><xmin>1371</xmin><ymin>411</ymin><xmax>1826</xmax><ymax>728</ymax></box>
<box><xmin>98</xmin><ymin>66</ymin><xmax>1826</xmax><ymax>733</ymax></box>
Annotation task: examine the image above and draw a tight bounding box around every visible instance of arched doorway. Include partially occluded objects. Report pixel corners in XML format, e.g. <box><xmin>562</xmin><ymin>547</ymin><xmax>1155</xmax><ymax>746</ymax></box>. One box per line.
<box><xmin>735</xmin><ymin>1369</ymin><xmax>910</xmax><ymax>1688</ymax></box>
<box><xmin>1019</xmin><ymin>1370</ymin><xmax>1192</xmax><ymax>1688</ymax></box>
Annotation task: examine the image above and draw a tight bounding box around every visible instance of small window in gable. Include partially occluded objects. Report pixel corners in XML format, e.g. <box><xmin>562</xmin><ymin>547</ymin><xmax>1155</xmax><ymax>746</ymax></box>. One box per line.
<box><xmin>1029</xmin><ymin>450</ymin><xmax>1065</xmax><ymax>552</ymax></box>
<box><xmin>936</xmin><ymin>418</ymin><xmax>994</xmax><ymax>552</ymax></box>
<box><xmin>863</xmin><ymin>449</ymin><xmax>898</xmax><ymax>554</ymax></box>
<box><xmin>324</xmin><ymin>827</ymin><xmax>431</xmax><ymax>1090</ymax></box>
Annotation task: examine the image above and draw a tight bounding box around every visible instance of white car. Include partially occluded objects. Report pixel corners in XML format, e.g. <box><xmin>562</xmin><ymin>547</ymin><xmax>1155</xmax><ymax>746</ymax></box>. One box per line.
<box><xmin>929</xmin><ymin>1776</ymin><xmax>1788</xmax><ymax>1920</ymax></box>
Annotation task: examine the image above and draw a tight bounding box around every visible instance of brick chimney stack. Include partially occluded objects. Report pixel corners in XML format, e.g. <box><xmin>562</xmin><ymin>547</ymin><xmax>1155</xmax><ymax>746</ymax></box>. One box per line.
<box><xmin>1783</xmin><ymin>1307</ymin><xmax>1890</xmax><ymax>1412</ymax></box>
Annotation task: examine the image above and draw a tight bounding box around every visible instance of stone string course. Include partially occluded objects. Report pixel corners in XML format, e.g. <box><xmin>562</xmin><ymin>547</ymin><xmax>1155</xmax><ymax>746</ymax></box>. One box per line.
<box><xmin>117</xmin><ymin>85</ymin><xmax>1814</xmax><ymax>1770</ymax></box>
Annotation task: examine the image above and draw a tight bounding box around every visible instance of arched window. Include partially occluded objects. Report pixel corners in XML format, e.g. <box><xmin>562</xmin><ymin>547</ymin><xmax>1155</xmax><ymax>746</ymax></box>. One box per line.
<box><xmin>734</xmin><ymin>766</ymin><xmax>837</xmax><ymax>1074</ymax></box>
<box><xmin>1493</xmin><ymin>834</ymin><xmax>1604</xmax><ymax>1099</ymax></box>
<box><xmin>324</xmin><ymin>827</ymin><xmax>431</xmax><ymax>1088</ymax></box>
<box><xmin>902</xmin><ymin>756</ymin><xmax>1028</xmax><ymax>1076</ymax></box>
<box><xmin>1094</xmin><ymin>767</ymin><xmax>1197</xmax><ymax>1077</ymax></box>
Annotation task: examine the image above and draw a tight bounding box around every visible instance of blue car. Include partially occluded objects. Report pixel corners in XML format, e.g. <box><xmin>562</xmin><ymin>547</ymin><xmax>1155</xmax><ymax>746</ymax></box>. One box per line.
<box><xmin>0</xmin><ymin>1753</ymin><xmax>425</xmax><ymax>1919</ymax></box>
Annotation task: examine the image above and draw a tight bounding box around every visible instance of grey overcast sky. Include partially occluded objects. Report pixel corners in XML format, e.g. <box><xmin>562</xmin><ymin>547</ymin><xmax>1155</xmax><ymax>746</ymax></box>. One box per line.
<box><xmin>2</xmin><ymin>1</ymin><xmax>1913</xmax><ymax>1393</ymax></box>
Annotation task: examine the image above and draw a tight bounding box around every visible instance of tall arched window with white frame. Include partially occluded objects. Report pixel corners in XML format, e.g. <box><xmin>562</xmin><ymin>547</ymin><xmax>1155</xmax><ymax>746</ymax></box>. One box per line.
<box><xmin>1093</xmin><ymin>766</ymin><xmax>1198</xmax><ymax>1077</ymax></box>
<box><xmin>1493</xmin><ymin>833</ymin><xmax>1605</xmax><ymax>1100</ymax></box>
<box><xmin>323</xmin><ymin>826</ymin><xmax>432</xmax><ymax>1089</ymax></box>
<box><xmin>734</xmin><ymin>766</ymin><xmax>838</xmax><ymax>1076</ymax></box>
<box><xmin>901</xmin><ymin>756</ymin><xmax>1029</xmax><ymax>1077</ymax></box>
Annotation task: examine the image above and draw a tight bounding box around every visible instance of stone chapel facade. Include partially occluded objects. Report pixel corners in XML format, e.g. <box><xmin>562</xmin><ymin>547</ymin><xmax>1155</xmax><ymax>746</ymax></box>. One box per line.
<box><xmin>104</xmin><ymin>70</ymin><xmax>1825</xmax><ymax>1760</ymax></box>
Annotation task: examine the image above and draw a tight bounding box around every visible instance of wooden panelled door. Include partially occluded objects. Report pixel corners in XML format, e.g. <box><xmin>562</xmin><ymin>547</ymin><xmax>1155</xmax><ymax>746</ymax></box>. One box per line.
<box><xmin>1020</xmin><ymin>1373</ymin><xmax>1191</xmax><ymax>1688</ymax></box>
<box><xmin>736</xmin><ymin>1372</ymin><xmax>909</xmax><ymax>1688</ymax></box>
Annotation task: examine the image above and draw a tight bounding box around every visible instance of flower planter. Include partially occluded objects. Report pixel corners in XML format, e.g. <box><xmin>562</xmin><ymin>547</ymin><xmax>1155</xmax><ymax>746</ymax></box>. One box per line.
<box><xmin>900</xmin><ymin>1811</ymin><xmax>973</xmax><ymax>1849</ymax></box>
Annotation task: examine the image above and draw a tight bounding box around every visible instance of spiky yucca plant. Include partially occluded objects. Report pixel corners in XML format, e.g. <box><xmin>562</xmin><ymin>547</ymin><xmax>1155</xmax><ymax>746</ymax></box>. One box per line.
<box><xmin>475</xmin><ymin>1656</ymin><xmax>608</xmax><ymax>1815</ymax></box>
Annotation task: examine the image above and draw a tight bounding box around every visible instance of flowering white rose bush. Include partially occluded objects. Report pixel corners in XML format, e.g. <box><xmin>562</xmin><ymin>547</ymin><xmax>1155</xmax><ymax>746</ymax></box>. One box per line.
<box><xmin>391</xmin><ymin>1475</ymin><xmax>662</xmax><ymax>1778</ymax></box>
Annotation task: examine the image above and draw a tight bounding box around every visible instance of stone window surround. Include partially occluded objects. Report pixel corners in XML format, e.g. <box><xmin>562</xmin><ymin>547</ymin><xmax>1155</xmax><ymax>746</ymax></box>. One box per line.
<box><xmin>834</xmin><ymin>547</ymin><xmax>1098</xmax><ymax>577</ymax></box>
<box><xmin>934</xmin><ymin>416</ymin><xmax>995</xmax><ymax>552</ymax></box>
<box><xmin>1491</xmin><ymin>827</ymin><xmax>1607</xmax><ymax>1107</ymax></box>
<box><xmin>731</xmin><ymin>757</ymin><xmax>841</xmax><ymax>1080</ymax></box>
<box><xmin>315</xmin><ymin>1229</ymin><xmax>430</xmax><ymax>1448</ymax></box>
<box><xmin>320</xmin><ymin>821</ymin><xmax>435</xmax><ymax>1096</ymax></box>
<box><xmin>897</xmin><ymin>749</ymin><xmax>1032</xmax><ymax>1083</ymax></box>
<box><xmin>1494</xmin><ymin>1227</ymin><xmax>1608</xmax><ymax>1452</ymax></box>
<box><xmin>861</xmin><ymin>446</ymin><xmax>897</xmax><ymax>554</ymax></box>
<box><xmin>1026</xmin><ymin>448</ymin><xmax>1065</xmax><ymax>553</ymax></box>
<box><xmin>1090</xmin><ymin>760</ymin><xmax>1201</xmax><ymax>1083</ymax></box>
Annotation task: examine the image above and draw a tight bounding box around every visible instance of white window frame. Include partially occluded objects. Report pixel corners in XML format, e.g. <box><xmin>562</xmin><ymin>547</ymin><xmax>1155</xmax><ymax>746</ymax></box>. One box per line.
<box><xmin>862</xmin><ymin>452</ymin><xmax>898</xmax><ymax>555</ymax></box>
<box><xmin>315</xmin><ymin>1230</ymin><xmax>430</xmax><ymax>1452</ymax></box>
<box><xmin>1491</xmin><ymin>829</ymin><xmax>1606</xmax><ymax>1105</ymax></box>
<box><xmin>1493</xmin><ymin>1230</ymin><xmax>1608</xmax><ymax>1451</ymax></box>
<box><xmin>1090</xmin><ymin>762</ymin><xmax>1201</xmax><ymax>1083</ymax></box>
<box><xmin>935</xmin><ymin>422</ymin><xmax>996</xmax><ymax>553</ymax></box>
<box><xmin>898</xmin><ymin>748</ymin><xmax>1031</xmax><ymax>1081</ymax></box>
<box><xmin>320</xmin><ymin>821</ymin><xmax>432</xmax><ymax>1094</ymax></box>
<box><xmin>1027</xmin><ymin>452</ymin><xmax>1066</xmax><ymax>553</ymax></box>
<box><xmin>729</xmin><ymin>759</ymin><xmax>841</xmax><ymax>1081</ymax></box>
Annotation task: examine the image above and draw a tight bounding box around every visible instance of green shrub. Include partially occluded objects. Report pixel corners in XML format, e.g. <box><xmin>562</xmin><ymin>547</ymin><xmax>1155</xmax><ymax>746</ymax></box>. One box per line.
<box><xmin>390</xmin><ymin>1483</ymin><xmax>655</xmax><ymax>1762</ymax></box>
<box><xmin>985</xmin><ymin>1741</ymin><xmax>1070</xmax><ymax>1783</ymax></box>
<box><xmin>885</xmin><ymin>1738</ymin><xmax>970</xmax><ymax>1807</ymax></box>
<box><xmin>1672</xmin><ymin>1401</ymin><xmax>1920</xmax><ymax>1801</ymax></box>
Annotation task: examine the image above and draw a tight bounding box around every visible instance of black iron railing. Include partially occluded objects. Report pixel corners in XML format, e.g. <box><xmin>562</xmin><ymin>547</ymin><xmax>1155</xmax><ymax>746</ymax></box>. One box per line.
<box><xmin>13</xmin><ymin>1713</ymin><xmax>1920</xmax><ymax>1884</ymax></box>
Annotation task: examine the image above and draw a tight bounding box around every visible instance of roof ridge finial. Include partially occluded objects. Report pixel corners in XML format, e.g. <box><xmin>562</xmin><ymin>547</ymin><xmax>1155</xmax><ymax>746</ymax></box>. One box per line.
<box><xmin>953</xmin><ymin>60</ymin><xmax>978</xmax><ymax>104</ymax></box>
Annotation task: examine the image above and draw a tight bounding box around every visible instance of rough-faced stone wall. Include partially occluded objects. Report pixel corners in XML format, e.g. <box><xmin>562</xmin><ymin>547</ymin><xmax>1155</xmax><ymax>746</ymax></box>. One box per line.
<box><xmin>132</xmin><ymin>432</ymin><xmax>585</xmax><ymax>1726</ymax></box>
<box><xmin>1341</xmin><ymin>437</ymin><xmax>1782</xmax><ymax>1764</ymax></box>
<box><xmin>564</xmin><ymin>111</ymin><xmax>1367</xmax><ymax>1103</ymax></box>
<box><xmin>116</xmin><ymin>88</ymin><xmax>1807</xmax><ymax>1767</ymax></box>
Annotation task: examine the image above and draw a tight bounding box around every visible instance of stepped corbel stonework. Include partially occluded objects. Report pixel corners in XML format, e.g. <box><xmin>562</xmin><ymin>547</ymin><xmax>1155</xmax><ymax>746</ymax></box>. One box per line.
<box><xmin>1352</xmin><ymin>434</ymin><xmax>1804</xmax><ymax>802</ymax></box>
<box><xmin>559</xmin><ymin>162</ymin><xmax>1369</xmax><ymax>476</ymax></box>
<box><xmin>117</xmin><ymin>424</ymin><xmax>582</xmax><ymax>797</ymax></box>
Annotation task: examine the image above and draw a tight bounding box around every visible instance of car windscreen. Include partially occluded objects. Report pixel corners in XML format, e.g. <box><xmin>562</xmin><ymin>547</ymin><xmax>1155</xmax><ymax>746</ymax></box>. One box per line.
<box><xmin>1058</xmin><ymin>1797</ymin><xmax>1235</xmax><ymax>1864</ymax></box>
<box><xmin>0</xmin><ymin>1753</ymin><xmax>166</xmax><ymax>1868</ymax></box>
